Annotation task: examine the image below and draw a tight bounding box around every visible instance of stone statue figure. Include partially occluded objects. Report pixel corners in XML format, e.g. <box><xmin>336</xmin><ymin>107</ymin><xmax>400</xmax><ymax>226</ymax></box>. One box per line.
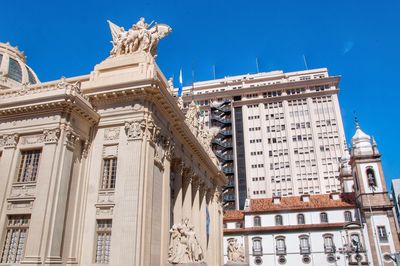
<box><xmin>227</xmin><ymin>238</ymin><xmax>245</xmax><ymax>263</ymax></box>
<box><xmin>168</xmin><ymin>218</ymin><xmax>204</xmax><ymax>264</ymax></box>
<box><xmin>108</xmin><ymin>17</ymin><xmax>171</xmax><ymax>57</ymax></box>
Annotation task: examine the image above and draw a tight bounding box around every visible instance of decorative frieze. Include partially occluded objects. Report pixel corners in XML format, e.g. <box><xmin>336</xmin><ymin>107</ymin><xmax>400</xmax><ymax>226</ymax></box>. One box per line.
<box><xmin>124</xmin><ymin>120</ymin><xmax>146</xmax><ymax>140</ymax></box>
<box><xmin>3</xmin><ymin>133</ymin><xmax>19</xmax><ymax>148</ymax></box>
<box><xmin>104</xmin><ymin>127</ymin><xmax>120</xmax><ymax>141</ymax></box>
<box><xmin>96</xmin><ymin>205</ymin><xmax>114</xmax><ymax>216</ymax></box>
<box><xmin>7</xmin><ymin>200</ymin><xmax>34</xmax><ymax>210</ymax></box>
<box><xmin>10</xmin><ymin>184</ymin><xmax>36</xmax><ymax>198</ymax></box>
<box><xmin>43</xmin><ymin>128</ymin><xmax>61</xmax><ymax>144</ymax></box>
<box><xmin>102</xmin><ymin>145</ymin><xmax>118</xmax><ymax>158</ymax></box>
<box><xmin>20</xmin><ymin>134</ymin><xmax>44</xmax><ymax>145</ymax></box>
<box><xmin>97</xmin><ymin>191</ymin><xmax>115</xmax><ymax>204</ymax></box>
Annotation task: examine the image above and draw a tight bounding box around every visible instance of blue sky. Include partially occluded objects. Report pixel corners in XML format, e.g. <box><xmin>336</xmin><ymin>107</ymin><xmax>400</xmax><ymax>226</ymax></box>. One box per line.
<box><xmin>2</xmin><ymin>1</ymin><xmax>400</xmax><ymax>186</ymax></box>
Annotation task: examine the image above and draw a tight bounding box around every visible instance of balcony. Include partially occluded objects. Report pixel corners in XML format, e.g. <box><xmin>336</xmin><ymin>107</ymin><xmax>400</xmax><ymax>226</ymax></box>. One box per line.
<box><xmin>324</xmin><ymin>245</ymin><xmax>336</xmax><ymax>254</ymax></box>
<box><xmin>299</xmin><ymin>246</ymin><xmax>311</xmax><ymax>255</ymax></box>
<box><xmin>276</xmin><ymin>247</ymin><xmax>287</xmax><ymax>255</ymax></box>
<box><xmin>253</xmin><ymin>247</ymin><xmax>263</xmax><ymax>256</ymax></box>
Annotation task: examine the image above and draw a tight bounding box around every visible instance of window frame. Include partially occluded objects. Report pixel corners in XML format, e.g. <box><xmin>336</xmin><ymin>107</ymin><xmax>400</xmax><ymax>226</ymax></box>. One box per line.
<box><xmin>0</xmin><ymin>215</ymin><xmax>30</xmax><ymax>264</ymax></box>
<box><xmin>253</xmin><ymin>216</ymin><xmax>261</xmax><ymax>227</ymax></box>
<box><xmin>15</xmin><ymin>149</ymin><xmax>42</xmax><ymax>183</ymax></box>
<box><xmin>323</xmin><ymin>233</ymin><xmax>335</xmax><ymax>253</ymax></box>
<box><xmin>275</xmin><ymin>215</ymin><xmax>283</xmax><ymax>226</ymax></box>
<box><xmin>320</xmin><ymin>212</ymin><xmax>329</xmax><ymax>223</ymax></box>
<box><xmin>377</xmin><ymin>226</ymin><xmax>388</xmax><ymax>243</ymax></box>
<box><xmin>299</xmin><ymin>235</ymin><xmax>311</xmax><ymax>254</ymax></box>
<box><xmin>100</xmin><ymin>157</ymin><xmax>118</xmax><ymax>190</ymax></box>
<box><xmin>344</xmin><ymin>211</ymin><xmax>352</xmax><ymax>222</ymax></box>
<box><xmin>252</xmin><ymin>237</ymin><xmax>263</xmax><ymax>256</ymax></box>
<box><xmin>297</xmin><ymin>213</ymin><xmax>305</xmax><ymax>225</ymax></box>
<box><xmin>275</xmin><ymin>236</ymin><xmax>286</xmax><ymax>255</ymax></box>
<box><xmin>94</xmin><ymin>219</ymin><xmax>112</xmax><ymax>264</ymax></box>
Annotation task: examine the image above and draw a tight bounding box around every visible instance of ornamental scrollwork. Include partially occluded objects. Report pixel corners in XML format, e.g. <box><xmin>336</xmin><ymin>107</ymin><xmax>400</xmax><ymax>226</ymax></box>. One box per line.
<box><xmin>124</xmin><ymin>120</ymin><xmax>146</xmax><ymax>140</ymax></box>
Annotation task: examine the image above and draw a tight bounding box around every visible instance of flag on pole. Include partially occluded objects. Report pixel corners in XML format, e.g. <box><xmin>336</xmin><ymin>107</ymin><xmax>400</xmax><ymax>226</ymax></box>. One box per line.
<box><xmin>178</xmin><ymin>68</ymin><xmax>183</xmax><ymax>97</ymax></box>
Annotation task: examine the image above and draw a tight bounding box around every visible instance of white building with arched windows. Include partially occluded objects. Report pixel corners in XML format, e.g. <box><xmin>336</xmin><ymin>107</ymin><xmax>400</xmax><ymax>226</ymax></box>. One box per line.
<box><xmin>223</xmin><ymin>123</ymin><xmax>400</xmax><ymax>265</ymax></box>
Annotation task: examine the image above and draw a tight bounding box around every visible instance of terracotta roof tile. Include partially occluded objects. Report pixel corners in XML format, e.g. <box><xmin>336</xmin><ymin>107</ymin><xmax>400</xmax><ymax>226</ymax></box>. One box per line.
<box><xmin>223</xmin><ymin>210</ymin><xmax>244</xmax><ymax>221</ymax></box>
<box><xmin>249</xmin><ymin>193</ymin><xmax>355</xmax><ymax>213</ymax></box>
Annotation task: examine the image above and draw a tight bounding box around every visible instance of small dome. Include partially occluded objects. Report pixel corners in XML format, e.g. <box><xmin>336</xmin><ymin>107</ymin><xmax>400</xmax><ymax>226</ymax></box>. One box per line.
<box><xmin>0</xmin><ymin>42</ymin><xmax>40</xmax><ymax>90</ymax></box>
<box><xmin>351</xmin><ymin>123</ymin><xmax>373</xmax><ymax>156</ymax></box>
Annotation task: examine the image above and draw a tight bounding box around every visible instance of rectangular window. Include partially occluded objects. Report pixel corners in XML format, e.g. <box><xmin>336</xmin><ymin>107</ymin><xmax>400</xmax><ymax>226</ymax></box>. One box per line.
<box><xmin>101</xmin><ymin>158</ymin><xmax>117</xmax><ymax>190</ymax></box>
<box><xmin>16</xmin><ymin>150</ymin><xmax>41</xmax><ymax>182</ymax></box>
<box><xmin>377</xmin><ymin>226</ymin><xmax>388</xmax><ymax>242</ymax></box>
<box><xmin>1</xmin><ymin>215</ymin><xmax>30</xmax><ymax>263</ymax></box>
<box><xmin>95</xmin><ymin>220</ymin><xmax>112</xmax><ymax>263</ymax></box>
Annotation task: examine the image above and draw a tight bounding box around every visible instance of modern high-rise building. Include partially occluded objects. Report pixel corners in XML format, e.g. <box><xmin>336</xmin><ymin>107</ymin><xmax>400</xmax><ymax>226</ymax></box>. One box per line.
<box><xmin>182</xmin><ymin>68</ymin><xmax>345</xmax><ymax>209</ymax></box>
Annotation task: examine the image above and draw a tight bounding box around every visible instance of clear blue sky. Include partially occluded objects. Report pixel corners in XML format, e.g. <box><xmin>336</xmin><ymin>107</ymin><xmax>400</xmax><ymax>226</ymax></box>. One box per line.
<box><xmin>2</xmin><ymin>1</ymin><xmax>400</xmax><ymax>186</ymax></box>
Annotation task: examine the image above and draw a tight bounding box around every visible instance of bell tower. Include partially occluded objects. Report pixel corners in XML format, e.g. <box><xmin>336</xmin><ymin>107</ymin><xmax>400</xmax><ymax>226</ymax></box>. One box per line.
<box><xmin>350</xmin><ymin>119</ymin><xmax>400</xmax><ymax>265</ymax></box>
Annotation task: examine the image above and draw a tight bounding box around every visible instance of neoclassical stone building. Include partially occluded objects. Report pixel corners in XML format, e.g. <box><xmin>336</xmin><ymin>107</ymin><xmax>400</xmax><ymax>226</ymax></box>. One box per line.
<box><xmin>0</xmin><ymin>18</ymin><xmax>225</xmax><ymax>265</ymax></box>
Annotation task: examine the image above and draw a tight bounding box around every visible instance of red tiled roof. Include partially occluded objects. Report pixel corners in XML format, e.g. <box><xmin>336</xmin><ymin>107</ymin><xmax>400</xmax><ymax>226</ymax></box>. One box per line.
<box><xmin>223</xmin><ymin>210</ymin><xmax>244</xmax><ymax>221</ymax></box>
<box><xmin>249</xmin><ymin>193</ymin><xmax>356</xmax><ymax>213</ymax></box>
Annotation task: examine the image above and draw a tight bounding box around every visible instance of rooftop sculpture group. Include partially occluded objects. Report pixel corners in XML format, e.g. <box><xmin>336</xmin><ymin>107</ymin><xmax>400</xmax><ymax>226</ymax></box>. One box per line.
<box><xmin>108</xmin><ymin>17</ymin><xmax>171</xmax><ymax>57</ymax></box>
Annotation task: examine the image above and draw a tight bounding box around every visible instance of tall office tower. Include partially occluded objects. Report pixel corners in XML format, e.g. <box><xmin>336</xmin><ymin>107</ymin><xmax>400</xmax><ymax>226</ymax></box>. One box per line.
<box><xmin>182</xmin><ymin>68</ymin><xmax>346</xmax><ymax>209</ymax></box>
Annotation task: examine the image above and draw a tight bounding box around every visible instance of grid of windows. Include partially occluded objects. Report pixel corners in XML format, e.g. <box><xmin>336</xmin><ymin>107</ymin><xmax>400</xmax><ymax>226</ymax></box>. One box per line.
<box><xmin>101</xmin><ymin>158</ymin><xmax>117</xmax><ymax>189</ymax></box>
<box><xmin>1</xmin><ymin>215</ymin><xmax>30</xmax><ymax>264</ymax></box>
<box><xmin>95</xmin><ymin>220</ymin><xmax>112</xmax><ymax>263</ymax></box>
<box><xmin>16</xmin><ymin>150</ymin><xmax>41</xmax><ymax>183</ymax></box>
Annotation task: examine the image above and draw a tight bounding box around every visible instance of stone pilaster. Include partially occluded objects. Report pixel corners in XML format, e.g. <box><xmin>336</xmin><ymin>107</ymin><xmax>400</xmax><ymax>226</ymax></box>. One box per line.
<box><xmin>44</xmin><ymin>127</ymin><xmax>80</xmax><ymax>265</ymax></box>
<box><xmin>111</xmin><ymin>119</ymin><xmax>147</xmax><ymax>266</ymax></box>
<box><xmin>182</xmin><ymin>167</ymin><xmax>193</xmax><ymax>221</ymax></box>
<box><xmin>22</xmin><ymin>128</ymin><xmax>60</xmax><ymax>265</ymax></box>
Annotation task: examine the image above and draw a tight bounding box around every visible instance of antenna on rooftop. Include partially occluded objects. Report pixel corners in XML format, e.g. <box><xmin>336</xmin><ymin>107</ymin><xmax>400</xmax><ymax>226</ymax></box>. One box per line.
<box><xmin>302</xmin><ymin>55</ymin><xmax>309</xmax><ymax>70</ymax></box>
<box><xmin>256</xmin><ymin>57</ymin><xmax>260</xmax><ymax>73</ymax></box>
<box><xmin>191</xmin><ymin>64</ymin><xmax>195</xmax><ymax>101</ymax></box>
<box><xmin>212</xmin><ymin>64</ymin><xmax>216</xmax><ymax>80</ymax></box>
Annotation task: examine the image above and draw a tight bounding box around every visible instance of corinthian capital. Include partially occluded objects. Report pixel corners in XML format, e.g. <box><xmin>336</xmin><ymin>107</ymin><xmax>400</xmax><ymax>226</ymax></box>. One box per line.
<box><xmin>124</xmin><ymin>119</ymin><xmax>146</xmax><ymax>140</ymax></box>
<box><xmin>43</xmin><ymin>128</ymin><xmax>61</xmax><ymax>144</ymax></box>
<box><xmin>2</xmin><ymin>133</ymin><xmax>19</xmax><ymax>148</ymax></box>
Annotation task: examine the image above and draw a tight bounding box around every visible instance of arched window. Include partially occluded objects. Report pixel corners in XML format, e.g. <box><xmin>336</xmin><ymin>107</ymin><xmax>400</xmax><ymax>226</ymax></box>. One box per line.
<box><xmin>344</xmin><ymin>211</ymin><xmax>352</xmax><ymax>222</ymax></box>
<box><xmin>297</xmin><ymin>214</ymin><xmax>305</xmax><ymax>224</ymax></box>
<box><xmin>366</xmin><ymin>166</ymin><xmax>377</xmax><ymax>188</ymax></box>
<box><xmin>299</xmin><ymin>235</ymin><xmax>311</xmax><ymax>254</ymax></box>
<box><xmin>323</xmin><ymin>234</ymin><xmax>335</xmax><ymax>253</ymax></box>
<box><xmin>252</xmin><ymin>237</ymin><xmax>263</xmax><ymax>255</ymax></box>
<box><xmin>275</xmin><ymin>236</ymin><xmax>286</xmax><ymax>255</ymax></box>
<box><xmin>275</xmin><ymin>215</ymin><xmax>283</xmax><ymax>226</ymax></box>
<box><xmin>320</xmin><ymin>212</ymin><xmax>328</xmax><ymax>223</ymax></box>
<box><xmin>254</xmin><ymin>216</ymin><xmax>261</xmax><ymax>227</ymax></box>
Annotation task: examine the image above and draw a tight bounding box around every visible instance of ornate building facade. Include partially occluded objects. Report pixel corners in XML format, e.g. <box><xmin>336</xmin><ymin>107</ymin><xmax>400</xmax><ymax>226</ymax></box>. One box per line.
<box><xmin>0</xmin><ymin>18</ymin><xmax>225</xmax><ymax>265</ymax></box>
